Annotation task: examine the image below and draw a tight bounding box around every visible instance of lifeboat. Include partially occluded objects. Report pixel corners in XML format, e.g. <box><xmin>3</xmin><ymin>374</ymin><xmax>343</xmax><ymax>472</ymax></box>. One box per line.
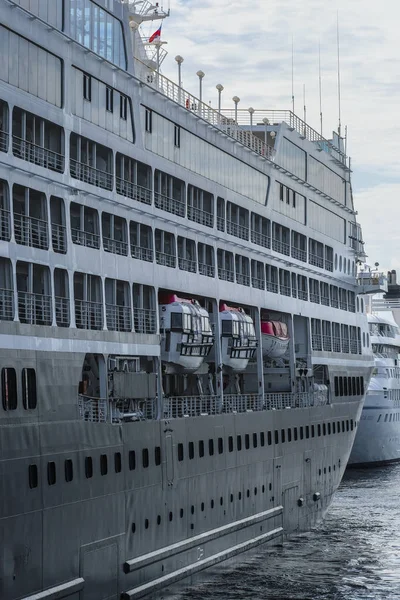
<box><xmin>159</xmin><ymin>294</ymin><xmax>214</xmax><ymax>373</ymax></box>
<box><xmin>219</xmin><ymin>303</ymin><xmax>257</xmax><ymax>371</ymax></box>
<box><xmin>261</xmin><ymin>320</ymin><xmax>289</xmax><ymax>358</ymax></box>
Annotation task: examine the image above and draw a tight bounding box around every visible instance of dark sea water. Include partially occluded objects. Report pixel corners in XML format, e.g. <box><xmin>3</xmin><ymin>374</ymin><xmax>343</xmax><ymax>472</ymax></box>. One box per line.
<box><xmin>170</xmin><ymin>465</ymin><xmax>400</xmax><ymax>600</ymax></box>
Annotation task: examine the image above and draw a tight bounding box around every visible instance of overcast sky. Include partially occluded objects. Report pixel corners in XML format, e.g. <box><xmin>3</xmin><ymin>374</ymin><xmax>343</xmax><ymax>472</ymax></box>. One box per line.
<box><xmin>140</xmin><ymin>0</ymin><xmax>399</xmax><ymax>272</ymax></box>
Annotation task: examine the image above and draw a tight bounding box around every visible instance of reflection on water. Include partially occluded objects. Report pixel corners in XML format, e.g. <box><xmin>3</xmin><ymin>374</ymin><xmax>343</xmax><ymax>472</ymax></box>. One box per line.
<box><xmin>172</xmin><ymin>465</ymin><xmax>400</xmax><ymax>600</ymax></box>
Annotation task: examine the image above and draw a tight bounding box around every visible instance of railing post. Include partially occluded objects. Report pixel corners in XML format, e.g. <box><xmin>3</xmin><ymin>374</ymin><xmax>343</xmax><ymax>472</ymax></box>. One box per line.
<box><xmin>211</xmin><ymin>298</ymin><xmax>224</xmax><ymax>413</ymax></box>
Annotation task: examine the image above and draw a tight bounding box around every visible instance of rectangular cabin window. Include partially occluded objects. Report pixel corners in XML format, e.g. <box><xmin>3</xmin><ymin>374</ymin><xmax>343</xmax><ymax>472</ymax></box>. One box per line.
<box><xmin>1</xmin><ymin>367</ymin><xmax>17</xmax><ymax>411</ymax></box>
<box><xmin>106</xmin><ymin>86</ymin><xmax>114</xmax><ymax>112</ymax></box>
<box><xmin>65</xmin><ymin>459</ymin><xmax>74</xmax><ymax>482</ymax></box>
<box><xmin>22</xmin><ymin>368</ymin><xmax>37</xmax><ymax>410</ymax></box>
<box><xmin>29</xmin><ymin>464</ymin><xmax>38</xmax><ymax>489</ymax></box>
<box><xmin>120</xmin><ymin>95</ymin><xmax>128</xmax><ymax>120</ymax></box>
<box><xmin>83</xmin><ymin>73</ymin><xmax>92</xmax><ymax>101</ymax></box>
<box><xmin>155</xmin><ymin>446</ymin><xmax>161</xmax><ymax>466</ymax></box>
<box><xmin>47</xmin><ymin>461</ymin><xmax>56</xmax><ymax>485</ymax></box>
<box><xmin>260</xmin><ymin>432</ymin><xmax>265</xmax><ymax>446</ymax></box>
<box><xmin>178</xmin><ymin>443</ymin><xmax>184</xmax><ymax>461</ymax></box>
<box><xmin>188</xmin><ymin>442</ymin><xmax>194</xmax><ymax>460</ymax></box>
<box><xmin>85</xmin><ymin>456</ymin><xmax>93</xmax><ymax>478</ymax></box>
<box><xmin>218</xmin><ymin>437</ymin><xmax>223</xmax><ymax>454</ymax></box>
<box><xmin>228</xmin><ymin>436</ymin><xmax>234</xmax><ymax>452</ymax></box>
<box><xmin>198</xmin><ymin>440</ymin><xmax>204</xmax><ymax>457</ymax></box>
<box><xmin>268</xmin><ymin>431</ymin><xmax>272</xmax><ymax>445</ymax></box>
<box><xmin>237</xmin><ymin>435</ymin><xmax>242</xmax><ymax>451</ymax></box>
<box><xmin>100</xmin><ymin>454</ymin><xmax>108</xmax><ymax>475</ymax></box>
<box><xmin>145</xmin><ymin>108</ymin><xmax>152</xmax><ymax>133</ymax></box>
<box><xmin>245</xmin><ymin>434</ymin><xmax>250</xmax><ymax>449</ymax></box>
<box><xmin>114</xmin><ymin>452</ymin><xmax>122</xmax><ymax>473</ymax></box>
<box><xmin>129</xmin><ymin>450</ymin><xmax>136</xmax><ymax>470</ymax></box>
<box><xmin>209</xmin><ymin>439</ymin><xmax>214</xmax><ymax>456</ymax></box>
<box><xmin>174</xmin><ymin>125</ymin><xmax>180</xmax><ymax>148</ymax></box>
<box><xmin>142</xmin><ymin>448</ymin><xmax>149</xmax><ymax>468</ymax></box>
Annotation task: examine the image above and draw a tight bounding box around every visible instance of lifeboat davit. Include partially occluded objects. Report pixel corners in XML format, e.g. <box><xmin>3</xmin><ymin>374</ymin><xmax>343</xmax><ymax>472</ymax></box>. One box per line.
<box><xmin>159</xmin><ymin>294</ymin><xmax>214</xmax><ymax>373</ymax></box>
<box><xmin>219</xmin><ymin>303</ymin><xmax>257</xmax><ymax>371</ymax></box>
<box><xmin>261</xmin><ymin>320</ymin><xmax>289</xmax><ymax>358</ymax></box>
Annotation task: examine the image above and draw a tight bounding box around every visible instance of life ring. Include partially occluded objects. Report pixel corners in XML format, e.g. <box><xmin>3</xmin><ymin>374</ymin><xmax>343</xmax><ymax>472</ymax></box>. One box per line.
<box><xmin>185</xmin><ymin>98</ymin><xmax>190</xmax><ymax>109</ymax></box>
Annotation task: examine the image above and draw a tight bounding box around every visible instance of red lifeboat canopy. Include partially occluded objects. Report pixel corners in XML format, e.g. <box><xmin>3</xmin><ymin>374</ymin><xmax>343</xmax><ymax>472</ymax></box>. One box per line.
<box><xmin>219</xmin><ymin>303</ymin><xmax>244</xmax><ymax>313</ymax></box>
<box><xmin>261</xmin><ymin>321</ymin><xmax>275</xmax><ymax>336</ymax></box>
<box><xmin>159</xmin><ymin>293</ymin><xmax>195</xmax><ymax>305</ymax></box>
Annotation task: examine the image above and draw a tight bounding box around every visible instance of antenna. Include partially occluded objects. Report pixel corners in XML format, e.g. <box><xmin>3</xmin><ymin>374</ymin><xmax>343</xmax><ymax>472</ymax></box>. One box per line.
<box><xmin>337</xmin><ymin>12</ymin><xmax>342</xmax><ymax>137</ymax></box>
<box><xmin>318</xmin><ymin>41</ymin><xmax>323</xmax><ymax>136</ymax></box>
<box><xmin>291</xmin><ymin>37</ymin><xmax>295</xmax><ymax>114</ymax></box>
<box><xmin>303</xmin><ymin>83</ymin><xmax>306</xmax><ymax>131</ymax></box>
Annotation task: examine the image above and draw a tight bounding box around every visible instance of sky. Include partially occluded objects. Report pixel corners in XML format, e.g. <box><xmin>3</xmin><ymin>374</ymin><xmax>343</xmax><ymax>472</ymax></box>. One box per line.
<box><xmin>140</xmin><ymin>0</ymin><xmax>400</xmax><ymax>272</ymax></box>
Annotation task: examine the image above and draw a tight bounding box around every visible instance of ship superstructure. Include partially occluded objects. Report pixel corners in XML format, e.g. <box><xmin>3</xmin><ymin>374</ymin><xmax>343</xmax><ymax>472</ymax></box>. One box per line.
<box><xmin>350</xmin><ymin>272</ymin><xmax>400</xmax><ymax>466</ymax></box>
<box><xmin>0</xmin><ymin>1</ymin><xmax>384</xmax><ymax>599</ymax></box>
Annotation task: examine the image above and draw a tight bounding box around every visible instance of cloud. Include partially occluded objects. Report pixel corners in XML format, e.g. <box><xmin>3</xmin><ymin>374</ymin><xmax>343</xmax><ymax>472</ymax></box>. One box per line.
<box><xmin>141</xmin><ymin>0</ymin><xmax>400</xmax><ymax>269</ymax></box>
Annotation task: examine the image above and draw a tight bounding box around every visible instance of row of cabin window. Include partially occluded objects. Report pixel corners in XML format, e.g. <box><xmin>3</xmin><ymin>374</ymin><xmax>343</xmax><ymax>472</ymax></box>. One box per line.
<box><xmin>1</xmin><ymin>367</ymin><xmax>36</xmax><ymax>411</ymax></box>
<box><xmin>334</xmin><ymin>376</ymin><xmax>365</xmax><ymax>397</ymax></box>
<box><xmin>0</xmin><ymin>100</ymin><xmax>336</xmax><ymax>275</ymax></box>
<box><xmin>0</xmin><ymin>257</ymin><xmax>155</xmax><ymax>331</ymax></box>
<box><xmin>131</xmin><ymin>482</ymin><xmax>275</xmax><ymax>534</ymax></box>
<box><xmin>311</xmin><ymin>319</ymin><xmax>362</xmax><ymax>354</ymax></box>
<box><xmin>82</xmin><ymin>73</ymin><xmax>128</xmax><ymax>119</ymax></box>
<box><xmin>177</xmin><ymin>420</ymin><xmax>355</xmax><ymax>461</ymax></box>
<box><xmin>28</xmin><ymin>447</ymin><xmax>162</xmax><ymax>489</ymax></box>
<box><xmin>378</xmin><ymin>412</ymin><xmax>400</xmax><ymax>423</ymax></box>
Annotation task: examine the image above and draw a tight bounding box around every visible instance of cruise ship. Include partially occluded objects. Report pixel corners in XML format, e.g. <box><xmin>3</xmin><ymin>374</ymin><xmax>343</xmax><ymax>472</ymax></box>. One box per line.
<box><xmin>0</xmin><ymin>1</ymin><xmax>384</xmax><ymax>599</ymax></box>
<box><xmin>350</xmin><ymin>272</ymin><xmax>400</xmax><ymax>466</ymax></box>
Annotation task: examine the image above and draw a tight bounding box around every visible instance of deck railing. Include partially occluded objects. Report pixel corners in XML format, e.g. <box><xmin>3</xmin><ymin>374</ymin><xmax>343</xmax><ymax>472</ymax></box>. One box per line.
<box><xmin>154</xmin><ymin>191</ymin><xmax>185</xmax><ymax>217</ymax></box>
<box><xmin>251</xmin><ymin>230</ymin><xmax>271</xmax><ymax>249</ymax></box>
<box><xmin>55</xmin><ymin>296</ymin><xmax>70</xmax><ymax>327</ymax></box>
<box><xmin>198</xmin><ymin>263</ymin><xmax>215</xmax><ymax>278</ymax></box>
<box><xmin>116</xmin><ymin>177</ymin><xmax>152</xmax><ymax>205</ymax></box>
<box><xmin>103</xmin><ymin>237</ymin><xmax>128</xmax><ymax>256</ymax></box>
<box><xmin>187</xmin><ymin>205</ymin><xmax>214</xmax><ymax>228</ymax></box>
<box><xmin>131</xmin><ymin>245</ymin><xmax>153</xmax><ymax>262</ymax></box>
<box><xmin>0</xmin><ymin>208</ymin><xmax>11</xmax><ymax>241</ymax></box>
<box><xmin>226</xmin><ymin>220</ymin><xmax>249</xmax><ymax>240</ymax></box>
<box><xmin>156</xmin><ymin>251</ymin><xmax>176</xmax><ymax>268</ymax></box>
<box><xmin>71</xmin><ymin>228</ymin><xmax>100</xmax><ymax>249</ymax></box>
<box><xmin>0</xmin><ymin>130</ymin><xmax>8</xmax><ymax>153</ymax></box>
<box><xmin>106</xmin><ymin>304</ymin><xmax>132</xmax><ymax>332</ymax></box>
<box><xmin>133</xmin><ymin>308</ymin><xmax>157</xmax><ymax>334</ymax></box>
<box><xmin>18</xmin><ymin>291</ymin><xmax>52</xmax><ymax>325</ymax></box>
<box><xmin>51</xmin><ymin>223</ymin><xmax>67</xmax><ymax>253</ymax></box>
<box><xmin>70</xmin><ymin>159</ymin><xmax>113</xmax><ymax>191</ymax></box>
<box><xmin>14</xmin><ymin>213</ymin><xmax>49</xmax><ymax>250</ymax></box>
<box><xmin>75</xmin><ymin>299</ymin><xmax>103</xmax><ymax>330</ymax></box>
<box><xmin>12</xmin><ymin>136</ymin><xmax>64</xmax><ymax>173</ymax></box>
<box><xmin>0</xmin><ymin>288</ymin><xmax>14</xmax><ymax>321</ymax></box>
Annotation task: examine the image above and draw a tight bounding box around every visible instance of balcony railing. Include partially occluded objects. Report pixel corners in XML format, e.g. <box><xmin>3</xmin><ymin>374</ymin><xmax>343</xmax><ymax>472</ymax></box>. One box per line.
<box><xmin>272</xmin><ymin>239</ymin><xmax>290</xmax><ymax>256</ymax></box>
<box><xmin>103</xmin><ymin>237</ymin><xmax>128</xmax><ymax>256</ymax></box>
<box><xmin>226</xmin><ymin>220</ymin><xmax>249</xmax><ymax>240</ymax></box>
<box><xmin>156</xmin><ymin>251</ymin><xmax>176</xmax><ymax>268</ymax></box>
<box><xmin>14</xmin><ymin>213</ymin><xmax>49</xmax><ymax>250</ymax></box>
<box><xmin>116</xmin><ymin>177</ymin><xmax>152</xmax><ymax>205</ymax></box>
<box><xmin>0</xmin><ymin>288</ymin><xmax>14</xmax><ymax>321</ymax></box>
<box><xmin>187</xmin><ymin>205</ymin><xmax>214</xmax><ymax>228</ymax></box>
<box><xmin>236</xmin><ymin>273</ymin><xmax>250</xmax><ymax>286</ymax></box>
<box><xmin>332</xmin><ymin>336</ymin><xmax>341</xmax><ymax>352</ymax></box>
<box><xmin>133</xmin><ymin>308</ymin><xmax>157</xmax><ymax>334</ymax></box>
<box><xmin>0</xmin><ymin>130</ymin><xmax>8</xmax><ymax>153</ymax></box>
<box><xmin>342</xmin><ymin>338</ymin><xmax>350</xmax><ymax>353</ymax></box>
<box><xmin>291</xmin><ymin>246</ymin><xmax>307</xmax><ymax>262</ymax></box>
<box><xmin>106</xmin><ymin>304</ymin><xmax>132</xmax><ymax>332</ymax></box>
<box><xmin>350</xmin><ymin>340</ymin><xmax>359</xmax><ymax>354</ymax></box>
<box><xmin>51</xmin><ymin>223</ymin><xmax>67</xmax><ymax>254</ymax></box>
<box><xmin>12</xmin><ymin>136</ymin><xmax>64</xmax><ymax>173</ymax></box>
<box><xmin>280</xmin><ymin>284</ymin><xmax>291</xmax><ymax>297</ymax></box>
<box><xmin>178</xmin><ymin>257</ymin><xmax>196</xmax><ymax>273</ymax></box>
<box><xmin>0</xmin><ymin>208</ymin><xmax>11</xmax><ymax>241</ymax></box>
<box><xmin>312</xmin><ymin>333</ymin><xmax>322</xmax><ymax>351</ymax></box>
<box><xmin>331</xmin><ymin>297</ymin><xmax>339</xmax><ymax>309</ymax></box>
<box><xmin>71</xmin><ymin>228</ymin><xmax>100</xmax><ymax>249</ymax></box>
<box><xmin>310</xmin><ymin>293</ymin><xmax>320</xmax><ymax>304</ymax></box>
<box><xmin>339</xmin><ymin>301</ymin><xmax>348</xmax><ymax>311</ymax></box>
<box><xmin>70</xmin><ymin>159</ymin><xmax>113</xmax><ymax>191</ymax></box>
<box><xmin>321</xmin><ymin>296</ymin><xmax>330</xmax><ymax>306</ymax></box>
<box><xmin>323</xmin><ymin>335</ymin><xmax>332</xmax><ymax>351</ymax></box>
<box><xmin>251</xmin><ymin>230</ymin><xmax>271</xmax><ymax>249</ymax></box>
<box><xmin>309</xmin><ymin>253</ymin><xmax>324</xmax><ymax>269</ymax></box>
<box><xmin>18</xmin><ymin>291</ymin><xmax>52</xmax><ymax>326</ymax></box>
<box><xmin>217</xmin><ymin>216</ymin><xmax>225</xmax><ymax>231</ymax></box>
<box><xmin>75</xmin><ymin>299</ymin><xmax>103</xmax><ymax>330</ymax></box>
<box><xmin>252</xmin><ymin>277</ymin><xmax>265</xmax><ymax>290</ymax></box>
<box><xmin>155</xmin><ymin>191</ymin><xmax>185</xmax><ymax>217</ymax></box>
<box><xmin>131</xmin><ymin>245</ymin><xmax>153</xmax><ymax>262</ymax></box>
<box><xmin>55</xmin><ymin>296</ymin><xmax>70</xmax><ymax>327</ymax></box>
<box><xmin>348</xmin><ymin>302</ymin><xmax>356</xmax><ymax>313</ymax></box>
<box><xmin>325</xmin><ymin>259</ymin><xmax>334</xmax><ymax>272</ymax></box>
<box><xmin>266</xmin><ymin>281</ymin><xmax>278</xmax><ymax>294</ymax></box>
<box><xmin>198</xmin><ymin>263</ymin><xmax>215</xmax><ymax>277</ymax></box>
<box><xmin>218</xmin><ymin>267</ymin><xmax>234</xmax><ymax>282</ymax></box>
<box><xmin>297</xmin><ymin>289</ymin><xmax>308</xmax><ymax>301</ymax></box>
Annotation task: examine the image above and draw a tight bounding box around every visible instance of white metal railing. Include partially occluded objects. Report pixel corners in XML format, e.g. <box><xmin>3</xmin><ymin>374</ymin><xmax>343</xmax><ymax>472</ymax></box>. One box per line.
<box><xmin>154</xmin><ymin>191</ymin><xmax>185</xmax><ymax>217</ymax></box>
<box><xmin>133</xmin><ymin>308</ymin><xmax>157</xmax><ymax>334</ymax></box>
<box><xmin>350</xmin><ymin>340</ymin><xmax>359</xmax><ymax>354</ymax></box>
<box><xmin>18</xmin><ymin>291</ymin><xmax>52</xmax><ymax>325</ymax></box>
<box><xmin>323</xmin><ymin>335</ymin><xmax>332</xmax><ymax>351</ymax></box>
<box><xmin>236</xmin><ymin>273</ymin><xmax>250</xmax><ymax>286</ymax></box>
<box><xmin>0</xmin><ymin>208</ymin><xmax>11</xmax><ymax>241</ymax></box>
<box><xmin>12</xmin><ymin>136</ymin><xmax>64</xmax><ymax>173</ymax></box>
<box><xmin>106</xmin><ymin>304</ymin><xmax>132</xmax><ymax>332</ymax></box>
<box><xmin>156</xmin><ymin>251</ymin><xmax>176</xmax><ymax>268</ymax></box>
<box><xmin>309</xmin><ymin>253</ymin><xmax>324</xmax><ymax>269</ymax></box>
<box><xmin>321</xmin><ymin>296</ymin><xmax>330</xmax><ymax>306</ymax></box>
<box><xmin>187</xmin><ymin>205</ymin><xmax>214</xmax><ymax>228</ymax></box>
<box><xmin>252</xmin><ymin>277</ymin><xmax>265</xmax><ymax>290</ymax></box>
<box><xmin>339</xmin><ymin>301</ymin><xmax>348</xmax><ymax>311</ymax></box>
<box><xmin>251</xmin><ymin>230</ymin><xmax>271</xmax><ymax>249</ymax></box>
<box><xmin>103</xmin><ymin>236</ymin><xmax>128</xmax><ymax>256</ymax></box>
<box><xmin>75</xmin><ymin>299</ymin><xmax>103</xmax><ymax>330</ymax></box>
<box><xmin>55</xmin><ymin>296</ymin><xmax>70</xmax><ymax>327</ymax></box>
<box><xmin>78</xmin><ymin>395</ymin><xmax>108</xmax><ymax>423</ymax></box>
<box><xmin>272</xmin><ymin>239</ymin><xmax>290</xmax><ymax>256</ymax></box>
<box><xmin>331</xmin><ymin>297</ymin><xmax>339</xmax><ymax>308</ymax></box>
<box><xmin>14</xmin><ymin>213</ymin><xmax>49</xmax><ymax>250</ymax></box>
<box><xmin>0</xmin><ymin>288</ymin><xmax>14</xmax><ymax>321</ymax></box>
<box><xmin>134</xmin><ymin>55</ymin><xmax>276</xmax><ymax>162</ymax></box>
<box><xmin>325</xmin><ymin>259</ymin><xmax>334</xmax><ymax>272</ymax></box>
<box><xmin>131</xmin><ymin>245</ymin><xmax>153</xmax><ymax>262</ymax></box>
<box><xmin>332</xmin><ymin>337</ymin><xmax>341</xmax><ymax>352</ymax></box>
<box><xmin>116</xmin><ymin>177</ymin><xmax>152</xmax><ymax>205</ymax></box>
<box><xmin>70</xmin><ymin>158</ymin><xmax>113</xmax><ymax>191</ymax></box>
<box><xmin>291</xmin><ymin>246</ymin><xmax>307</xmax><ymax>262</ymax></box>
<box><xmin>227</xmin><ymin>220</ymin><xmax>249</xmax><ymax>240</ymax></box>
<box><xmin>71</xmin><ymin>228</ymin><xmax>100</xmax><ymax>249</ymax></box>
<box><xmin>266</xmin><ymin>281</ymin><xmax>279</xmax><ymax>294</ymax></box>
<box><xmin>198</xmin><ymin>263</ymin><xmax>215</xmax><ymax>277</ymax></box>
<box><xmin>310</xmin><ymin>293</ymin><xmax>320</xmax><ymax>304</ymax></box>
<box><xmin>297</xmin><ymin>290</ymin><xmax>308</xmax><ymax>301</ymax></box>
<box><xmin>312</xmin><ymin>333</ymin><xmax>322</xmax><ymax>351</ymax></box>
<box><xmin>280</xmin><ymin>284</ymin><xmax>291</xmax><ymax>297</ymax></box>
<box><xmin>78</xmin><ymin>395</ymin><xmax>157</xmax><ymax>423</ymax></box>
<box><xmin>0</xmin><ymin>130</ymin><xmax>8</xmax><ymax>153</ymax></box>
<box><xmin>342</xmin><ymin>338</ymin><xmax>350</xmax><ymax>353</ymax></box>
<box><xmin>217</xmin><ymin>216</ymin><xmax>225</xmax><ymax>231</ymax></box>
<box><xmin>218</xmin><ymin>267</ymin><xmax>234</xmax><ymax>282</ymax></box>
<box><xmin>178</xmin><ymin>257</ymin><xmax>196</xmax><ymax>273</ymax></box>
<box><xmin>51</xmin><ymin>223</ymin><xmax>67</xmax><ymax>253</ymax></box>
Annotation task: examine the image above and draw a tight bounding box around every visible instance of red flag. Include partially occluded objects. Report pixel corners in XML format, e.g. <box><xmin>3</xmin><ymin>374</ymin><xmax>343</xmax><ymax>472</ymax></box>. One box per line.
<box><xmin>149</xmin><ymin>26</ymin><xmax>162</xmax><ymax>43</ymax></box>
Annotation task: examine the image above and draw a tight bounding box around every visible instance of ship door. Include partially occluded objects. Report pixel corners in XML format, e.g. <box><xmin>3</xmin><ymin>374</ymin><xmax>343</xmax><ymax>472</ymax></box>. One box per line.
<box><xmin>80</xmin><ymin>540</ymin><xmax>119</xmax><ymax>600</ymax></box>
<box><xmin>282</xmin><ymin>484</ymin><xmax>300</xmax><ymax>534</ymax></box>
<box><xmin>163</xmin><ymin>430</ymin><xmax>175</xmax><ymax>489</ymax></box>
